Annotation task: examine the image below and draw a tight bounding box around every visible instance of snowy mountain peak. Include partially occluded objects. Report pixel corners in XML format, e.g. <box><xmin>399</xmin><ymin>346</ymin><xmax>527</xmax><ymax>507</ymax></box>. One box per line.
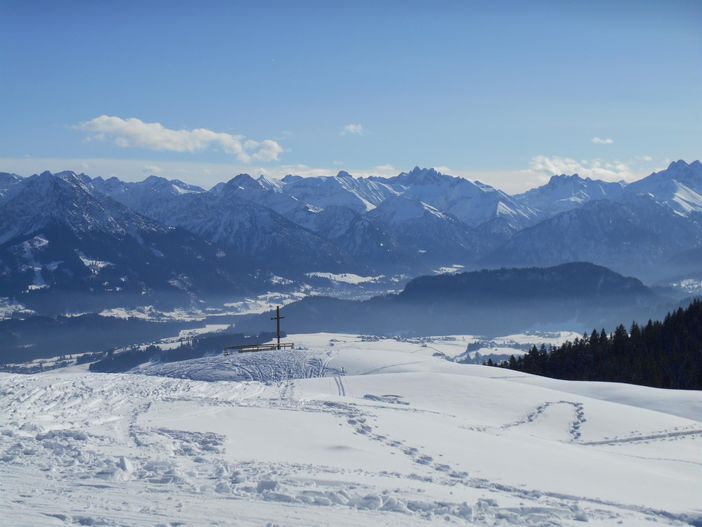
<box><xmin>36</xmin><ymin>170</ymin><xmax>85</xmax><ymax>187</ymax></box>
<box><xmin>32</xmin><ymin>170</ymin><xmax>90</xmax><ymax>194</ymax></box>
<box><xmin>228</xmin><ymin>173</ymin><xmax>261</xmax><ymax>190</ymax></box>
<box><xmin>256</xmin><ymin>174</ymin><xmax>283</xmax><ymax>192</ymax></box>
<box><xmin>142</xmin><ymin>174</ymin><xmax>171</xmax><ymax>186</ymax></box>
<box><xmin>139</xmin><ymin>175</ymin><xmax>201</xmax><ymax>193</ymax></box>
<box><xmin>397</xmin><ymin>166</ymin><xmax>448</xmax><ymax>186</ymax></box>
<box><xmin>0</xmin><ymin>170</ymin><xmax>167</xmax><ymax>248</ymax></box>
<box><xmin>625</xmin><ymin>159</ymin><xmax>702</xmax><ymax>215</ymax></box>
<box><xmin>667</xmin><ymin>159</ymin><xmax>691</xmax><ymax>171</ymax></box>
<box><xmin>515</xmin><ymin>172</ymin><xmax>625</xmax><ymax>218</ymax></box>
<box><xmin>548</xmin><ymin>173</ymin><xmax>587</xmax><ymax>184</ymax></box>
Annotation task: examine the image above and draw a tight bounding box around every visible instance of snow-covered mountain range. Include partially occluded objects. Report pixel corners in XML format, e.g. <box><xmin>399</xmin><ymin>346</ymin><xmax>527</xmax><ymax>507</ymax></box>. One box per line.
<box><xmin>1</xmin><ymin>161</ymin><xmax>701</xmax><ymax>302</ymax></box>
<box><xmin>0</xmin><ymin>171</ymin><xmax>251</xmax><ymax>305</ymax></box>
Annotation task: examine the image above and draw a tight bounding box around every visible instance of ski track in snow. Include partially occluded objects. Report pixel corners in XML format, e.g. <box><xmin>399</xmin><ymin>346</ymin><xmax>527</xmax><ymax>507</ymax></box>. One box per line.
<box><xmin>1</xmin><ymin>335</ymin><xmax>701</xmax><ymax>526</ymax></box>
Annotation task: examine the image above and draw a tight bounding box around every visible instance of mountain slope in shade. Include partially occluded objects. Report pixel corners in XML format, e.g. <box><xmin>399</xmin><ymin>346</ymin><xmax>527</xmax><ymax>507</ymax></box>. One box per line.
<box><xmin>482</xmin><ymin>195</ymin><xmax>702</xmax><ymax>272</ymax></box>
<box><xmin>363</xmin><ymin>195</ymin><xmax>478</xmax><ymax>266</ymax></box>
<box><xmin>302</xmin><ymin>205</ymin><xmax>401</xmax><ymax>267</ymax></box>
<box><xmin>0</xmin><ymin>172</ymin><xmax>22</xmax><ymax>201</ymax></box>
<box><xmin>141</xmin><ymin>181</ymin><xmax>353</xmax><ymax>275</ymax></box>
<box><xmin>398</xmin><ymin>262</ymin><xmax>652</xmax><ymax>304</ymax></box>
<box><xmin>237</xmin><ymin>262</ymin><xmax>661</xmax><ymax>336</ymax></box>
<box><xmin>0</xmin><ymin>172</ymin><xmax>247</xmax><ymax>301</ymax></box>
<box><xmin>515</xmin><ymin>174</ymin><xmax>625</xmax><ymax>218</ymax></box>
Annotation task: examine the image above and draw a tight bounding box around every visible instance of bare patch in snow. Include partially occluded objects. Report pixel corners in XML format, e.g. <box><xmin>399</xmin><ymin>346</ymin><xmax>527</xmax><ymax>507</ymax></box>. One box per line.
<box><xmin>0</xmin><ymin>298</ymin><xmax>35</xmax><ymax>320</ymax></box>
<box><xmin>305</xmin><ymin>272</ymin><xmax>384</xmax><ymax>285</ymax></box>
<box><xmin>433</xmin><ymin>264</ymin><xmax>464</xmax><ymax>274</ymax></box>
<box><xmin>77</xmin><ymin>252</ymin><xmax>113</xmax><ymax>275</ymax></box>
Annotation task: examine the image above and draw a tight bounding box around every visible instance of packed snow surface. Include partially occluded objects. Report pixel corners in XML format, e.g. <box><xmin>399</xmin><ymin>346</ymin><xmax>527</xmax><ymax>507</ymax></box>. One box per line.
<box><xmin>1</xmin><ymin>332</ymin><xmax>701</xmax><ymax>526</ymax></box>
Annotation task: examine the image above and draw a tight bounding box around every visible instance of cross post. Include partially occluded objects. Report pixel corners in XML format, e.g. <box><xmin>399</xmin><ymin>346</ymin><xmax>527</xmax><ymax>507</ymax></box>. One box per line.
<box><xmin>271</xmin><ymin>305</ymin><xmax>285</xmax><ymax>350</ymax></box>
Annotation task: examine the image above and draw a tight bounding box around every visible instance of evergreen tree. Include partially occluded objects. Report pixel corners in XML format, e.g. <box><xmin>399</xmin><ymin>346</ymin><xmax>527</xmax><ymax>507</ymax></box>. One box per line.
<box><xmin>498</xmin><ymin>299</ymin><xmax>702</xmax><ymax>389</ymax></box>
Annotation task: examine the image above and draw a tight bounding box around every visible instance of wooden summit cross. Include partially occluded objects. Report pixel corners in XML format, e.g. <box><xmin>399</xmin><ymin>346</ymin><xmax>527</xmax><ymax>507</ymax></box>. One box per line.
<box><xmin>272</xmin><ymin>305</ymin><xmax>284</xmax><ymax>350</ymax></box>
<box><xmin>224</xmin><ymin>305</ymin><xmax>293</xmax><ymax>354</ymax></box>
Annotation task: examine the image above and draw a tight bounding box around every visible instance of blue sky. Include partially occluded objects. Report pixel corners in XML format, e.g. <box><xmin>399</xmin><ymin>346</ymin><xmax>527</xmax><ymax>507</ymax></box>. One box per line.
<box><xmin>1</xmin><ymin>0</ymin><xmax>700</xmax><ymax>192</ymax></box>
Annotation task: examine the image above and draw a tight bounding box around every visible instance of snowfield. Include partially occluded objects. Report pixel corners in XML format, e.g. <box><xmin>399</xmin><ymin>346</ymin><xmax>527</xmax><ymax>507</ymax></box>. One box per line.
<box><xmin>1</xmin><ymin>333</ymin><xmax>701</xmax><ymax>526</ymax></box>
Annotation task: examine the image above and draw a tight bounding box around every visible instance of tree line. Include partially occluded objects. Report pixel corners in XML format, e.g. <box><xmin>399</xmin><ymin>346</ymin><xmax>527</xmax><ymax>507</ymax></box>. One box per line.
<box><xmin>492</xmin><ymin>299</ymin><xmax>702</xmax><ymax>389</ymax></box>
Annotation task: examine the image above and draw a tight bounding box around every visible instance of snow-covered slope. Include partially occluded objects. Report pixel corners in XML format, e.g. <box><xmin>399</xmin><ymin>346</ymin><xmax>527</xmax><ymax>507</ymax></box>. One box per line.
<box><xmin>625</xmin><ymin>160</ymin><xmax>702</xmax><ymax>216</ymax></box>
<box><xmin>210</xmin><ymin>174</ymin><xmax>313</xmax><ymax>226</ymax></box>
<box><xmin>483</xmin><ymin>195</ymin><xmax>702</xmax><ymax>271</ymax></box>
<box><xmin>2</xmin><ymin>333</ymin><xmax>699</xmax><ymax>526</ymax></box>
<box><xmin>85</xmin><ymin>174</ymin><xmax>205</xmax><ymax>215</ymax></box>
<box><xmin>515</xmin><ymin>174</ymin><xmax>625</xmax><ymax>218</ymax></box>
<box><xmin>379</xmin><ymin>167</ymin><xmax>535</xmax><ymax>228</ymax></box>
<box><xmin>282</xmin><ymin>171</ymin><xmax>399</xmax><ymax>213</ymax></box>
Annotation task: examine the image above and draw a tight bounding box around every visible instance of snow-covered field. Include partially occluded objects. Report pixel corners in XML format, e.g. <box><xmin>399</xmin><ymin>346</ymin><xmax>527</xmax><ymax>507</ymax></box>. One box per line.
<box><xmin>1</xmin><ymin>333</ymin><xmax>701</xmax><ymax>526</ymax></box>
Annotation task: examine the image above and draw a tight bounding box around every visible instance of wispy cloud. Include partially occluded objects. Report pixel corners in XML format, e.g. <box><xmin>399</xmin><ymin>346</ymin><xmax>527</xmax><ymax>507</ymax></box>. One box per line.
<box><xmin>142</xmin><ymin>164</ymin><xmax>163</xmax><ymax>174</ymax></box>
<box><xmin>340</xmin><ymin>123</ymin><xmax>364</xmax><ymax>136</ymax></box>
<box><xmin>77</xmin><ymin>115</ymin><xmax>283</xmax><ymax>163</ymax></box>
<box><xmin>591</xmin><ymin>137</ymin><xmax>614</xmax><ymax>145</ymax></box>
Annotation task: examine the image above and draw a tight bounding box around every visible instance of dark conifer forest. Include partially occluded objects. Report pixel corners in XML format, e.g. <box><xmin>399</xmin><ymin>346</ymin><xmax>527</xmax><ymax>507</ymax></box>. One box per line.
<box><xmin>496</xmin><ymin>299</ymin><xmax>702</xmax><ymax>389</ymax></box>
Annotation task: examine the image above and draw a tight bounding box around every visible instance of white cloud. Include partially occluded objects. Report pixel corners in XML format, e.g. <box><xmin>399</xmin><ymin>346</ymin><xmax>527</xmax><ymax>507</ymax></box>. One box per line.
<box><xmin>372</xmin><ymin>164</ymin><xmax>397</xmax><ymax>173</ymax></box>
<box><xmin>142</xmin><ymin>164</ymin><xmax>163</xmax><ymax>174</ymax></box>
<box><xmin>77</xmin><ymin>115</ymin><xmax>283</xmax><ymax>163</ymax></box>
<box><xmin>340</xmin><ymin>123</ymin><xmax>364</xmax><ymax>136</ymax></box>
<box><xmin>591</xmin><ymin>137</ymin><xmax>614</xmax><ymax>145</ymax></box>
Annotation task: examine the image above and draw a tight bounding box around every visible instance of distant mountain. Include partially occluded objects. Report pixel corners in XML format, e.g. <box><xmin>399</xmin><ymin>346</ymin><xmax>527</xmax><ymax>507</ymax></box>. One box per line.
<box><xmin>282</xmin><ymin>170</ymin><xmax>398</xmax><ymax>213</ymax></box>
<box><xmin>482</xmin><ymin>194</ymin><xmax>702</xmax><ymax>274</ymax></box>
<box><xmin>3</xmin><ymin>161</ymin><xmax>702</xmax><ymax>289</ymax></box>
<box><xmin>515</xmin><ymin>174</ymin><xmax>625</xmax><ymax>218</ymax></box>
<box><xmin>377</xmin><ymin>167</ymin><xmax>535</xmax><ymax>228</ymax></box>
<box><xmin>305</xmin><ymin>205</ymin><xmax>399</xmax><ymax>266</ymax></box>
<box><xmin>398</xmin><ymin>262</ymin><xmax>652</xmax><ymax>304</ymax></box>
<box><xmin>624</xmin><ymin>160</ymin><xmax>702</xmax><ymax>216</ymax></box>
<box><xmin>83</xmin><ymin>173</ymin><xmax>205</xmax><ymax>219</ymax></box>
<box><xmin>210</xmin><ymin>174</ymin><xmax>319</xmax><ymax>230</ymax></box>
<box><xmin>237</xmin><ymin>263</ymin><xmax>661</xmax><ymax>336</ymax></box>
<box><xmin>140</xmin><ymin>179</ymin><xmax>353</xmax><ymax>275</ymax></box>
<box><xmin>0</xmin><ymin>171</ymin><xmax>247</xmax><ymax>307</ymax></box>
<box><xmin>364</xmin><ymin>195</ymin><xmax>478</xmax><ymax>266</ymax></box>
<box><xmin>0</xmin><ymin>172</ymin><xmax>21</xmax><ymax>201</ymax></box>
<box><xmin>222</xmin><ymin>169</ymin><xmax>499</xmax><ymax>269</ymax></box>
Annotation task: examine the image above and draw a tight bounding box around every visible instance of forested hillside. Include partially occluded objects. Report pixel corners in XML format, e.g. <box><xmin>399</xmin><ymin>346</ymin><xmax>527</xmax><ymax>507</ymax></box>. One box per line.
<box><xmin>498</xmin><ymin>299</ymin><xmax>702</xmax><ymax>389</ymax></box>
